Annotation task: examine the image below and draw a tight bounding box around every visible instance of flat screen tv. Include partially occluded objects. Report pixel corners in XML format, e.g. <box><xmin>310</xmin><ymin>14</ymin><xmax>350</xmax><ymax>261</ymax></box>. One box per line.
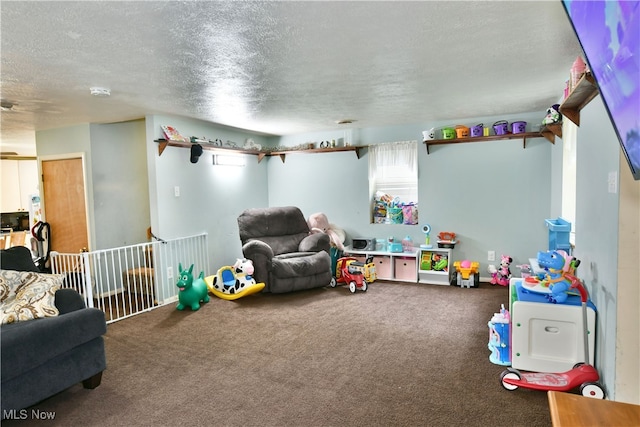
<box><xmin>562</xmin><ymin>0</ymin><xmax>640</xmax><ymax>180</ymax></box>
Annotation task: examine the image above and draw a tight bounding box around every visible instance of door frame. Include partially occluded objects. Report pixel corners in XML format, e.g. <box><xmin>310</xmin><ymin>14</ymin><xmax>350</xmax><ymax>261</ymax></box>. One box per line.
<box><xmin>38</xmin><ymin>152</ymin><xmax>93</xmax><ymax>251</ymax></box>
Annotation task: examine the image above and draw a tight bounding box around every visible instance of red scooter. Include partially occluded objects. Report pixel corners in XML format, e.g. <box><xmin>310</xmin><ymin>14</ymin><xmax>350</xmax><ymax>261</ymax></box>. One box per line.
<box><xmin>499</xmin><ymin>278</ymin><xmax>605</xmax><ymax>399</ymax></box>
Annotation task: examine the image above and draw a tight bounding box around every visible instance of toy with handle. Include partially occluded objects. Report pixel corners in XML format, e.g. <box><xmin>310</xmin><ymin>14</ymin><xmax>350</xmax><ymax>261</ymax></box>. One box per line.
<box><xmin>500</xmin><ymin>276</ymin><xmax>605</xmax><ymax>398</ymax></box>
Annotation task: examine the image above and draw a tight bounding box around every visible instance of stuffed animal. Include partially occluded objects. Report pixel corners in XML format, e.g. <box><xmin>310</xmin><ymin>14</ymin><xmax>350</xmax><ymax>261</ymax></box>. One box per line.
<box><xmin>489</xmin><ymin>255</ymin><xmax>512</xmax><ymax>286</ymax></box>
<box><xmin>308</xmin><ymin>212</ymin><xmax>346</xmax><ymax>251</ymax></box>
<box><xmin>542</xmin><ymin>104</ymin><xmax>562</xmax><ymax>125</ymax></box>
<box><xmin>205</xmin><ymin>258</ymin><xmax>265</xmax><ymax>301</ymax></box>
<box><xmin>176</xmin><ymin>263</ymin><xmax>210</xmax><ymax>311</ymax></box>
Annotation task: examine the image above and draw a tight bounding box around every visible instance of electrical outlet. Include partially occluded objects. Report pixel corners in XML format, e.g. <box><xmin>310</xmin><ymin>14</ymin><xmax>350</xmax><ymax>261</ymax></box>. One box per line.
<box><xmin>488</xmin><ymin>251</ymin><xmax>496</xmax><ymax>261</ymax></box>
<box><xmin>167</xmin><ymin>266</ymin><xmax>173</xmax><ymax>278</ymax></box>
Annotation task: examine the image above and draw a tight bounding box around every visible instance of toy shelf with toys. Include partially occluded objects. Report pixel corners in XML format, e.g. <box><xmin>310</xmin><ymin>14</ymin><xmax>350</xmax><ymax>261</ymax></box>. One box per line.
<box><xmin>418</xmin><ymin>248</ymin><xmax>453</xmax><ymax>285</ymax></box>
<box><xmin>343</xmin><ymin>245</ymin><xmax>419</xmax><ymax>283</ymax></box>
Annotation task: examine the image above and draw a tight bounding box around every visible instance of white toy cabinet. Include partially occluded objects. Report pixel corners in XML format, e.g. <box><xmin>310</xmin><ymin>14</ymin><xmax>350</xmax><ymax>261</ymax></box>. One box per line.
<box><xmin>509</xmin><ymin>279</ymin><xmax>596</xmax><ymax>373</ymax></box>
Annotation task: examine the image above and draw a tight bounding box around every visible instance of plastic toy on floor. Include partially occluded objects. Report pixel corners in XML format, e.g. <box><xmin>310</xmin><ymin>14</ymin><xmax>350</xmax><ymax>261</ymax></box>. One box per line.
<box><xmin>347</xmin><ymin>255</ymin><xmax>377</xmax><ymax>283</ymax></box>
<box><xmin>330</xmin><ymin>257</ymin><xmax>368</xmax><ymax>293</ymax></box>
<box><xmin>176</xmin><ymin>263</ymin><xmax>210</xmax><ymax>311</ymax></box>
<box><xmin>453</xmin><ymin>260</ymin><xmax>480</xmax><ymax>288</ymax></box>
<box><xmin>205</xmin><ymin>258</ymin><xmax>265</xmax><ymax>301</ymax></box>
<box><xmin>488</xmin><ymin>255</ymin><xmax>512</xmax><ymax>286</ymax></box>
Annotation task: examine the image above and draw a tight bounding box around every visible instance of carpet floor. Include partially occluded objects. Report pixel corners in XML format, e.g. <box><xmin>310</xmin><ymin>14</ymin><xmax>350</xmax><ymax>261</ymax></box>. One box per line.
<box><xmin>3</xmin><ymin>281</ymin><xmax>552</xmax><ymax>426</ymax></box>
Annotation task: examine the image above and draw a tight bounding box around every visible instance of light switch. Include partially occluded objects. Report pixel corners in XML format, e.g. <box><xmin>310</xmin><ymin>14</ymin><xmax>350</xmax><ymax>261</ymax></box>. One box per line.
<box><xmin>174</xmin><ymin>186</ymin><xmax>180</xmax><ymax>197</ymax></box>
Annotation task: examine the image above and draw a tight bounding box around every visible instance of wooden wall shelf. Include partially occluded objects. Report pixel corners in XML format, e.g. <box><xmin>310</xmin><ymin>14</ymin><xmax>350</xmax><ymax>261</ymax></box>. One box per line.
<box><xmin>155</xmin><ymin>140</ymin><xmax>362</xmax><ymax>163</ymax></box>
<box><xmin>268</xmin><ymin>146</ymin><xmax>362</xmax><ymax>163</ymax></box>
<box><xmin>155</xmin><ymin>140</ymin><xmax>269</xmax><ymax>162</ymax></box>
<box><xmin>424</xmin><ymin>131</ymin><xmax>546</xmax><ymax>154</ymax></box>
<box><xmin>541</xmin><ymin>123</ymin><xmax>563</xmax><ymax>142</ymax></box>
<box><xmin>559</xmin><ymin>72</ymin><xmax>599</xmax><ymax>126</ymax></box>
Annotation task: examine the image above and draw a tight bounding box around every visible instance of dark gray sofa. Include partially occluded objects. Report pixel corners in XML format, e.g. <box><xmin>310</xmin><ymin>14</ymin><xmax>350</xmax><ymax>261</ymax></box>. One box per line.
<box><xmin>238</xmin><ymin>206</ymin><xmax>332</xmax><ymax>293</ymax></box>
<box><xmin>1</xmin><ymin>246</ymin><xmax>107</xmax><ymax>417</ymax></box>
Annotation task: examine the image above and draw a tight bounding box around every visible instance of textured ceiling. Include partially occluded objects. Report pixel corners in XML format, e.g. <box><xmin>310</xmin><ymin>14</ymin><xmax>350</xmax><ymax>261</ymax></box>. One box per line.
<box><xmin>0</xmin><ymin>1</ymin><xmax>583</xmax><ymax>156</ymax></box>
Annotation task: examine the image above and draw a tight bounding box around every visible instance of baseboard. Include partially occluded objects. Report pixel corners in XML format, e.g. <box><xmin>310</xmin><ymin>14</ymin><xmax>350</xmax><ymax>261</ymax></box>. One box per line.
<box><xmin>162</xmin><ymin>295</ymin><xmax>178</xmax><ymax>304</ymax></box>
<box><xmin>94</xmin><ymin>287</ymin><xmax>124</xmax><ymax>299</ymax></box>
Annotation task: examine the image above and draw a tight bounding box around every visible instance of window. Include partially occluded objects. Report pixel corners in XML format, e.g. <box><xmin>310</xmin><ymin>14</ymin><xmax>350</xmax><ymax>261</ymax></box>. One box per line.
<box><xmin>368</xmin><ymin>140</ymin><xmax>418</xmax><ymax>224</ymax></box>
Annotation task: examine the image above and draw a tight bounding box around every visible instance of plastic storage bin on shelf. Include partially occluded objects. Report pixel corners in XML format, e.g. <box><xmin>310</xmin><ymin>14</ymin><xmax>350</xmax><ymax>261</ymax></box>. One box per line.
<box><xmin>545</xmin><ymin>217</ymin><xmax>571</xmax><ymax>253</ymax></box>
<box><xmin>394</xmin><ymin>257</ymin><xmax>417</xmax><ymax>281</ymax></box>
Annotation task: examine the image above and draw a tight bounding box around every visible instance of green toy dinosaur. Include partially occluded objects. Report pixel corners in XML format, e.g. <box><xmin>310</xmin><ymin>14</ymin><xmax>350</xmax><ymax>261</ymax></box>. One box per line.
<box><xmin>176</xmin><ymin>263</ymin><xmax>210</xmax><ymax>311</ymax></box>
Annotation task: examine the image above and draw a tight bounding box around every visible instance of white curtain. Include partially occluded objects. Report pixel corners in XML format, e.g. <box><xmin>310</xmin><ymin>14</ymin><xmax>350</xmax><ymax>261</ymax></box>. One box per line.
<box><xmin>368</xmin><ymin>140</ymin><xmax>418</xmax><ymax>204</ymax></box>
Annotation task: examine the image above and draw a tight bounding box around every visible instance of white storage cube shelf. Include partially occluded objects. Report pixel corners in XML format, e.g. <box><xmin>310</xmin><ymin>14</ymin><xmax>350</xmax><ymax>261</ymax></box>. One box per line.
<box><xmin>418</xmin><ymin>248</ymin><xmax>453</xmax><ymax>285</ymax></box>
<box><xmin>343</xmin><ymin>246</ymin><xmax>418</xmax><ymax>282</ymax></box>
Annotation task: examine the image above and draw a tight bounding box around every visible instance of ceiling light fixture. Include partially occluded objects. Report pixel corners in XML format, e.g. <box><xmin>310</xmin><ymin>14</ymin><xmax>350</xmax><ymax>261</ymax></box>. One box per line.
<box><xmin>90</xmin><ymin>87</ymin><xmax>111</xmax><ymax>97</ymax></box>
<box><xmin>336</xmin><ymin>119</ymin><xmax>356</xmax><ymax>125</ymax></box>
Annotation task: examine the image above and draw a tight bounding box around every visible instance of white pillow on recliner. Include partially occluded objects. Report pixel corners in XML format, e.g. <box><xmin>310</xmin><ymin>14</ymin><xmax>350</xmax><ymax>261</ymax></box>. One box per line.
<box><xmin>0</xmin><ymin>270</ymin><xmax>62</xmax><ymax>325</ymax></box>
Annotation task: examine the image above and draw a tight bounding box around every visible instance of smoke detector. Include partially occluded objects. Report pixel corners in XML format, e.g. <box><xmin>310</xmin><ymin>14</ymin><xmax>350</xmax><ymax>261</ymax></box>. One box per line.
<box><xmin>90</xmin><ymin>87</ymin><xmax>111</xmax><ymax>97</ymax></box>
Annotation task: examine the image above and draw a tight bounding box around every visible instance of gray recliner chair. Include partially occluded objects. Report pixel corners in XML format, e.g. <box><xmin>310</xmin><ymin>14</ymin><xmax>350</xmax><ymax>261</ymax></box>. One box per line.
<box><xmin>237</xmin><ymin>206</ymin><xmax>332</xmax><ymax>293</ymax></box>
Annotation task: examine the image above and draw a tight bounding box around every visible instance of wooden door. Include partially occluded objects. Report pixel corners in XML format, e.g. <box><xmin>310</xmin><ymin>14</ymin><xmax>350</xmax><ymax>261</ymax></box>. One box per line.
<box><xmin>41</xmin><ymin>157</ymin><xmax>89</xmax><ymax>253</ymax></box>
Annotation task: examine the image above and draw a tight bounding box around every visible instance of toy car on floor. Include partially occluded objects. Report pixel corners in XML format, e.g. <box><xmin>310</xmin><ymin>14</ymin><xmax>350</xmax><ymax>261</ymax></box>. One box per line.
<box><xmin>330</xmin><ymin>256</ymin><xmax>368</xmax><ymax>293</ymax></box>
<box><xmin>346</xmin><ymin>255</ymin><xmax>377</xmax><ymax>283</ymax></box>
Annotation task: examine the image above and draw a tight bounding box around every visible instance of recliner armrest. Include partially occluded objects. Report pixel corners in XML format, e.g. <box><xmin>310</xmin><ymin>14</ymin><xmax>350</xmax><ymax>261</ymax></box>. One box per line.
<box><xmin>242</xmin><ymin>240</ymin><xmax>274</xmax><ymax>286</ymax></box>
<box><xmin>299</xmin><ymin>233</ymin><xmax>330</xmax><ymax>253</ymax></box>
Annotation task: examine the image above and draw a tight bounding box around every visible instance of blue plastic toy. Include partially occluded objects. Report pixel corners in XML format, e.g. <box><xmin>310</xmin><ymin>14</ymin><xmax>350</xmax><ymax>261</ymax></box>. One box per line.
<box><xmin>536</xmin><ymin>250</ymin><xmax>580</xmax><ymax>304</ymax></box>
<box><xmin>176</xmin><ymin>263</ymin><xmax>210</xmax><ymax>311</ymax></box>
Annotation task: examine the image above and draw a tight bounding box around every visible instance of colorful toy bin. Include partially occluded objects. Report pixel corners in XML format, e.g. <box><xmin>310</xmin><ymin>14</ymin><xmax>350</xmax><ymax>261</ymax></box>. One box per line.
<box><xmin>493</xmin><ymin>120</ymin><xmax>509</xmax><ymax>135</ymax></box>
<box><xmin>388</xmin><ymin>207</ymin><xmax>403</xmax><ymax>224</ymax></box>
<box><xmin>511</xmin><ymin>121</ymin><xmax>527</xmax><ymax>134</ymax></box>
<box><xmin>455</xmin><ymin>126</ymin><xmax>470</xmax><ymax>138</ymax></box>
<box><xmin>442</xmin><ymin>127</ymin><xmax>456</xmax><ymax>139</ymax></box>
<box><xmin>470</xmin><ymin>124</ymin><xmax>483</xmax><ymax>137</ymax></box>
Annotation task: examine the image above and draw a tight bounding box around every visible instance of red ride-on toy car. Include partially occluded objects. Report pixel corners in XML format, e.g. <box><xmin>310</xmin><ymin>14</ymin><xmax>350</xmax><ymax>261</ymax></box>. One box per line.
<box><xmin>330</xmin><ymin>257</ymin><xmax>368</xmax><ymax>293</ymax></box>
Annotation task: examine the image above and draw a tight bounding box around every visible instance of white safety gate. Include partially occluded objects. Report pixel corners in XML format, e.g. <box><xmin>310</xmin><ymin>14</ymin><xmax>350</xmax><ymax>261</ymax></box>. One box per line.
<box><xmin>51</xmin><ymin>233</ymin><xmax>210</xmax><ymax>323</ymax></box>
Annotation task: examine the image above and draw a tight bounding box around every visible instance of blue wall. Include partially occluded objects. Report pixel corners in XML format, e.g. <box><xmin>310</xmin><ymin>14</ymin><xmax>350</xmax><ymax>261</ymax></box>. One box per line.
<box><xmin>270</xmin><ymin>111</ymin><xmax>551</xmax><ymax>275</ymax></box>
